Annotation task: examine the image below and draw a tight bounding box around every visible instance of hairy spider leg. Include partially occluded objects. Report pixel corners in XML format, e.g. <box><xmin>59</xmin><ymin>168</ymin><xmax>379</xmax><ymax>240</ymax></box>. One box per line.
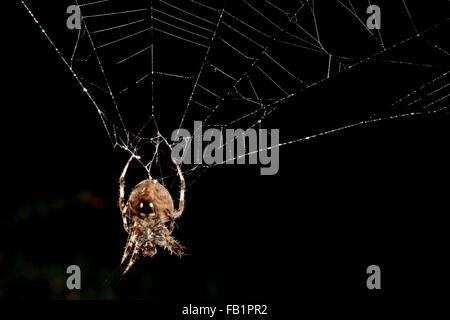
<box><xmin>121</xmin><ymin>205</ymin><xmax>129</xmax><ymax>232</ymax></box>
<box><xmin>164</xmin><ymin>235</ymin><xmax>188</xmax><ymax>257</ymax></box>
<box><xmin>124</xmin><ymin>239</ymin><xmax>141</xmax><ymax>274</ymax></box>
<box><xmin>121</xmin><ymin>227</ymin><xmax>137</xmax><ymax>265</ymax></box>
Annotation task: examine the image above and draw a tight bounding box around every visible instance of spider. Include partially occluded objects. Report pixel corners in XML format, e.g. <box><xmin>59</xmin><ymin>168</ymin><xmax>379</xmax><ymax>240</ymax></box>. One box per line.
<box><xmin>119</xmin><ymin>155</ymin><xmax>187</xmax><ymax>274</ymax></box>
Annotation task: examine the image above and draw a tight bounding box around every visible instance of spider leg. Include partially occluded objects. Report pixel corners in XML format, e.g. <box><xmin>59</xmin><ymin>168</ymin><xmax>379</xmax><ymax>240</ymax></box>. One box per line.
<box><xmin>119</xmin><ymin>155</ymin><xmax>139</xmax><ymax>212</ymax></box>
<box><xmin>171</xmin><ymin>157</ymin><xmax>185</xmax><ymax>219</ymax></box>
<box><xmin>121</xmin><ymin>229</ymin><xmax>137</xmax><ymax>265</ymax></box>
<box><xmin>168</xmin><ymin>218</ymin><xmax>176</xmax><ymax>233</ymax></box>
<box><xmin>121</xmin><ymin>204</ymin><xmax>129</xmax><ymax>232</ymax></box>
<box><xmin>123</xmin><ymin>239</ymin><xmax>141</xmax><ymax>275</ymax></box>
<box><xmin>164</xmin><ymin>235</ymin><xmax>188</xmax><ymax>257</ymax></box>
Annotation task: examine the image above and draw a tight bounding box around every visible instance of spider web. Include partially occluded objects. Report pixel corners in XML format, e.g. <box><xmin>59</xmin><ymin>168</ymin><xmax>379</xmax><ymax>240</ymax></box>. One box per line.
<box><xmin>20</xmin><ymin>0</ymin><xmax>450</xmax><ymax>190</ymax></box>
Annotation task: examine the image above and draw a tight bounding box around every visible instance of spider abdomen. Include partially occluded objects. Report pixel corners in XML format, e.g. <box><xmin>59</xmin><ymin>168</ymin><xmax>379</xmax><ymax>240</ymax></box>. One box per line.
<box><xmin>128</xmin><ymin>179</ymin><xmax>175</xmax><ymax>223</ymax></box>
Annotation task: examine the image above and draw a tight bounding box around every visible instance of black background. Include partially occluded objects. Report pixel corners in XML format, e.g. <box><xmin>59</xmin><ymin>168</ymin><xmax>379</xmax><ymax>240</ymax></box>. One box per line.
<box><xmin>1</xmin><ymin>0</ymin><xmax>449</xmax><ymax>317</ymax></box>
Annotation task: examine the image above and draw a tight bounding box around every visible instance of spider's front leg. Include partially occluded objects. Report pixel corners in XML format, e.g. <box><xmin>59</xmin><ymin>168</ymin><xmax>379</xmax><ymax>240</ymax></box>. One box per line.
<box><xmin>164</xmin><ymin>235</ymin><xmax>188</xmax><ymax>257</ymax></box>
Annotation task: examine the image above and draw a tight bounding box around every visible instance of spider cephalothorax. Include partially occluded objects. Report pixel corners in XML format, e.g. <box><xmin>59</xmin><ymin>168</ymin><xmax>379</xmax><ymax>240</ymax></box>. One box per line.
<box><xmin>119</xmin><ymin>155</ymin><xmax>187</xmax><ymax>274</ymax></box>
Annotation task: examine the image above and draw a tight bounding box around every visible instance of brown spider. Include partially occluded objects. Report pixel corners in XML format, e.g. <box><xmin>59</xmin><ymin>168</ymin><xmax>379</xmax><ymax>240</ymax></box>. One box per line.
<box><xmin>119</xmin><ymin>155</ymin><xmax>187</xmax><ymax>274</ymax></box>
